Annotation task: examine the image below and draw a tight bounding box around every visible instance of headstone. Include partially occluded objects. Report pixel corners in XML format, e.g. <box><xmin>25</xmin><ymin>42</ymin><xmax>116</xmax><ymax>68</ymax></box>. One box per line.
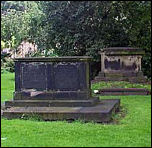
<box><xmin>2</xmin><ymin>57</ymin><xmax>120</xmax><ymax>123</ymax></box>
<box><xmin>94</xmin><ymin>47</ymin><xmax>147</xmax><ymax>83</ymax></box>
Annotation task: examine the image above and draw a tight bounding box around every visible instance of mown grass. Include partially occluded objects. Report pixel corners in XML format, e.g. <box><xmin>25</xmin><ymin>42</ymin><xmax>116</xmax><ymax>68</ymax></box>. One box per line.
<box><xmin>1</xmin><ymin>73</ymin><xmax>151</xmax><ymax>147</ymax></box>
<box><xmin>1</xmin><ymin>72</ymin><xmax>15</xmax><ymax>103</ymax></box>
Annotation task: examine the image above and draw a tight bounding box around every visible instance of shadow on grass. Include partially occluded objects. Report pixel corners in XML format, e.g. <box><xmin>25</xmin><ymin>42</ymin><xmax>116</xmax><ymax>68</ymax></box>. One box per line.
<box><xmin>110</xmin><ymin>105</ymin><xmax>127</xmax><ymax>125</ymax></box>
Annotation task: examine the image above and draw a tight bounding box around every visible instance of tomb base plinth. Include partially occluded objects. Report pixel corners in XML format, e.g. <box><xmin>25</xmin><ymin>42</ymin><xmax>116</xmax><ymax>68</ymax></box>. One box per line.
<box><xmin>93</xmin><ymin>71</ymin><xmax>147</xmax><ymax>83</ymax></box>
<box><xmin>3</xmin><ymin>99</ymin><xmax>120</xmax><ymax>123</ymax></box>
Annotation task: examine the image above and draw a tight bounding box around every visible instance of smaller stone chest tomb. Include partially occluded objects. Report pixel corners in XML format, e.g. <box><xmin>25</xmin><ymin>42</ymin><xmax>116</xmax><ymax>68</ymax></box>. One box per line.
<box><xmin>94</xmin><ymin>47</ymin><xmax>147</xmax><ymax>83</ymax></box>
<box><xmin>3</xmin><ymin>57</ymin><xmax>120</xmax><ymax>122</ymax></box>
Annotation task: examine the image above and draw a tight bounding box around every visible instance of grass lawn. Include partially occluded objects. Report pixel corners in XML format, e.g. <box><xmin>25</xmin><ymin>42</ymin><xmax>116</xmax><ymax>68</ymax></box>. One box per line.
<box><xmin>1</xmin><ymin>72</ymin><xmax>151</xmax><ymax>147</ymax></box>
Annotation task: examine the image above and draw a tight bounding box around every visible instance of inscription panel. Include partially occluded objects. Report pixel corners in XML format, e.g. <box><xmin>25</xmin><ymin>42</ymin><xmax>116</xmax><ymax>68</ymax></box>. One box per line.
<box><xmin>54</xmin><ymin>63</ymin><xmax>79</xmax><ymax>91</ymax></box>
<box><xmin>21</xmin><ymin>63</ymin><xmax>47</xmax><ymax>90</ymax></box>
<box><xmin>105</xmin><ymin>58</ymin><xmax>121</xmax><ymax>70</ymax></box>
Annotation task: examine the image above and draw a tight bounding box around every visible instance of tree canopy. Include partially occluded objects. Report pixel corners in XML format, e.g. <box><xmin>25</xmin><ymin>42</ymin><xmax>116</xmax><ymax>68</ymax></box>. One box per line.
<box><xmin>1</xmin><ymin>1</ymin><xmax>151</xmax><ymax>78</ymax></box>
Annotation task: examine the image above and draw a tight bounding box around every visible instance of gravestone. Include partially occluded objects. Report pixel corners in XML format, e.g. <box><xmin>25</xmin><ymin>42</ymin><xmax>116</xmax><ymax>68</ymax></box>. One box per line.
<box><xmin>2</xmin><ymin>57</ymin><xmax>120</xmax><ymax>122</ymax></box>
<box><xmin>94</xmin><ymin>47</ymin><xmax>147</xmax><ymax>83</ymax></box>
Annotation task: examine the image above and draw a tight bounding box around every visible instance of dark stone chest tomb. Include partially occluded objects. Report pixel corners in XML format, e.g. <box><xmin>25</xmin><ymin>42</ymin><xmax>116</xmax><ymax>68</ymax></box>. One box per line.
<box><xmin>14</xmin><ymin>57</ymin><xmax>92</xmax><ymax>100</ymax></box>
<box><xmin>3</xmin><ymin>57</ymin><xmax>120</xmax><ymax>122</ymax></box>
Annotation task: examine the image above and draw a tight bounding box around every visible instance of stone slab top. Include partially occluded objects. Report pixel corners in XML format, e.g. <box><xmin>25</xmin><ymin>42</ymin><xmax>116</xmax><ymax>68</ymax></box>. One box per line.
<box><xmin>14</xmin><ymin>56</ymin><xmax>92</xmax><ymax>62</ymax></box>
<box><xmin>99</xmin><ymin>47</ymin><xmax>145</xmax><ymax>55</ymax></box>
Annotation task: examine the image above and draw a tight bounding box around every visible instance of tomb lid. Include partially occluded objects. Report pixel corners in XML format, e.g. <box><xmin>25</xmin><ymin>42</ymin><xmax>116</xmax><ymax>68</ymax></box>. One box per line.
<box><xmin>14</xmin><ymin>56</ymin><xmax>92</xmax><ymax>62</ymax></box>
<box><xmin>99</xmin><ymin>47</ymin><xmax>145</xmax><ymax>55</ymax></box>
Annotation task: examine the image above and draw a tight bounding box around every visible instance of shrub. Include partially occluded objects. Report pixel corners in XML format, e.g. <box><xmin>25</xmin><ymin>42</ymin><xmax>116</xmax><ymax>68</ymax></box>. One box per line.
<box><xmin>1</xmin><ymin>58</ymin><xmax>15</xmax><ymax>73</ymax></box>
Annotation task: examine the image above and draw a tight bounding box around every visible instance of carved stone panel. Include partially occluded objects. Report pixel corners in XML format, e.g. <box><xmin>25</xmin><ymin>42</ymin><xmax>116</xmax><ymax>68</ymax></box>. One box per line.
<box><xmin>104</xmin><ymin>58</ymin><xmax>121</xmax><ymax>70</ymax></box>
<box><xmin>21</xmin><ymin>62</ymin><xmax>47</xmax><ymax>90</ymax></box>
<box><xmin>54</xmin><ymin>63</ymin><xmax>79</xmax><ymax>91</ymax></box>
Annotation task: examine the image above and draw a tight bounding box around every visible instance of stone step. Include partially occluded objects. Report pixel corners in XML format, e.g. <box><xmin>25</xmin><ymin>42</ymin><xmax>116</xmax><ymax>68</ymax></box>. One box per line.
<box><xmin>2</xmin><ymin>99</ymin><xmax>120</xmax><ymax>123</ymax></box>
<box><xmin>98</xmin><ymin>88</ymin><xmax>150</xmax><ymax>95</ymax></box>
<box><xmin>100</xmin><ymin>88</ymin><xmax>148</xmax><ymax>92</ymax></box>
<box><xmin>5</xmin><ymin>98</ymin><xmax>99</xmax><ymax>107</ymax></box>
<box><xmin>94</xmin><ymin>77</ymin><xmax>124</xmax><ymax>81</ymax></box>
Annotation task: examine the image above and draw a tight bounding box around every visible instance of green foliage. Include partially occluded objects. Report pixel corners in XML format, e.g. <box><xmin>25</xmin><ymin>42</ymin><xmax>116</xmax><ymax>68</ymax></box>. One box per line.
<box><xmin>20</xmin><ymin>113</ymin><xmax>43</xmax><ymax>122</ymax></box>
<box><xmin>31</xmin><ymin>48</ymin><xmax>58</xmax><ymax>57</ymax></box>
<box><xmin>41</xmin><ymin>1</ymin><xmax>129</xmax><ymax>58</ymax></box>
<box><xmin>1</xmin><ymin>1</ymin><xmax>151</xmax><ymax>78</ymax></box>
<box><xmin>1</xmin><ymin>58</ymin><xmax>15</xmax><ymax>73</ymax></box>
<box><xmin>1</xmin><ymin>1</ymin><xmax>44</xmax><ymax>49</ymax></box>
<box><xmin>120</xmin><ymin>1</ymin><xmax>151</xmax><ymax>79</ymax></box>
<box><xmin>1</xmin><ymin>40</ymin><xmax>6</xmax><ymax>49</ymax></box>
<box><xmin>40</xmin><ymin>1</ymin><xmax>151</xmax><ymax>78</ymax></box>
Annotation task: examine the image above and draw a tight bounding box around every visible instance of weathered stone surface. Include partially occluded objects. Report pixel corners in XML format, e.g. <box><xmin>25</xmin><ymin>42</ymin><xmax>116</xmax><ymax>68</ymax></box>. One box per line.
<box><xmin>21</xmin><ymin>63</ymin><xmax>47</xmax><ymax>90</ymax></box>
<box><xmin>54</xmin><ymin>63</ymin><xmax>79</xmax><ymax>90</ymax></box>
<box><xmin>13</xmin><ymin>91</ymin><xmax>91</xmax><ymax>100</ymax></box>
<box><xmin>4</xmin><ymin>98</ymin><xmax>99</xmax><ymax>107</ymax></box>
<box><xmin>2</xmin><ymin>56</ymin><xmax>120</xmax><ymax>122</ymax></box>
<box><xmin>2</xmin><ymin>99</ymin><xmax>120</xmax><ymax>123</ymax></box>
<box><xmin>94</xmin><ymin>47</ymin><xmax>147</xmax><ymax>83</ymax></box>
<box><xmin>14</xmin><ymin>57</ymin><xmax>91</xmax><ymax>99</ymax></box>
